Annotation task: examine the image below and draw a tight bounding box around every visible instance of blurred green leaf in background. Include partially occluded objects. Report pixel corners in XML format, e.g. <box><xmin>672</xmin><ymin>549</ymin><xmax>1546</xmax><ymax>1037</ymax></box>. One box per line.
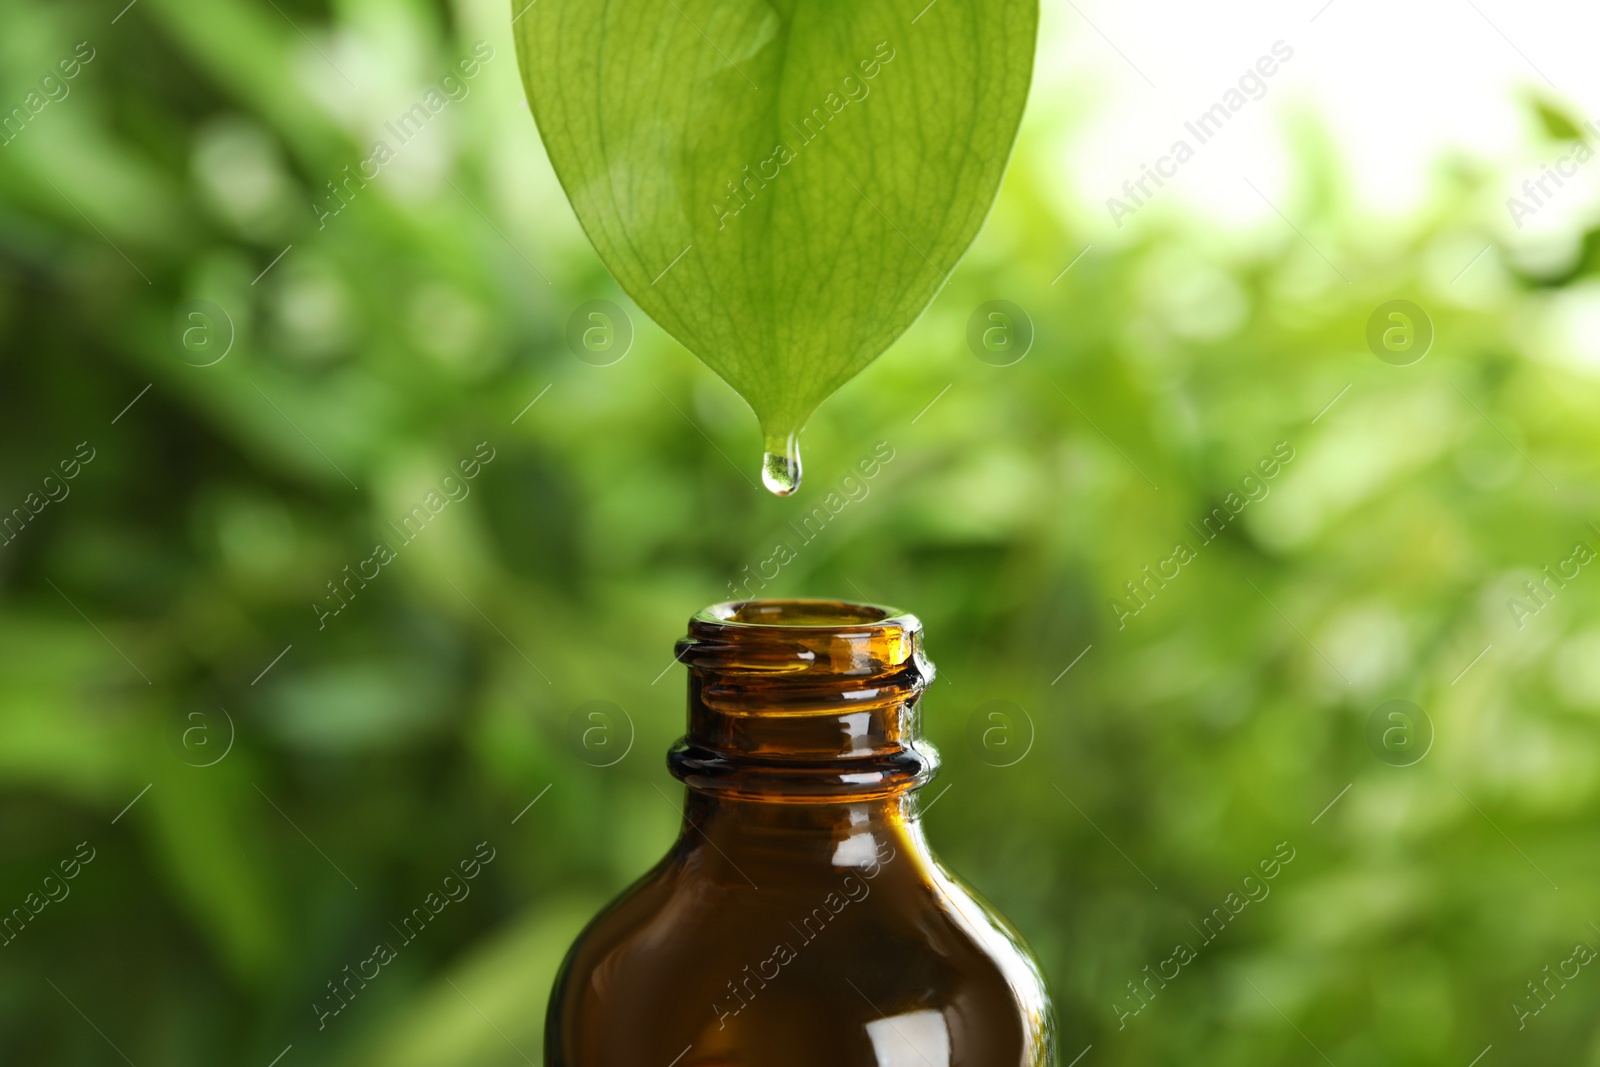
<box><xmin>2</xmin><ymin>0</ymin><xmax>1599</xmax><ymax>1065</ymax></box>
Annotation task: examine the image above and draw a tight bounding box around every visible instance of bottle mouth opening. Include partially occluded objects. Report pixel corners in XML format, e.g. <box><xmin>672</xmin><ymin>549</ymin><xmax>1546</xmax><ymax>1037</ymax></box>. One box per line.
<box><xmin>679</xmin><ymin>598</ymin><xmax>927</xmax><ymax>681</ymax></box>
<box><xmin>697</xmin><ymin>598</ymin><xmax>911</xmax><ymax>631</ymax></box>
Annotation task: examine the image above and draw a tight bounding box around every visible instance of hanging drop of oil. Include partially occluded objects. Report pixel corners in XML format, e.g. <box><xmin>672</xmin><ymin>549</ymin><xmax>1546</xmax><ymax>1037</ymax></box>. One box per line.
<box><xmin>760</xmin><ymin>434</ymin><xmax>802</xmax><ymax>496</ymax></box>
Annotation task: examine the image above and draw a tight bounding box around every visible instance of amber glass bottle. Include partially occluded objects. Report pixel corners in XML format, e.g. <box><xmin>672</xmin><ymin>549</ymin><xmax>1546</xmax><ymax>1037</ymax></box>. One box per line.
<box><xmin>545</xmin><ymin>599</ymin><xmax>1055</xmax><ymax>1066</ymax></box>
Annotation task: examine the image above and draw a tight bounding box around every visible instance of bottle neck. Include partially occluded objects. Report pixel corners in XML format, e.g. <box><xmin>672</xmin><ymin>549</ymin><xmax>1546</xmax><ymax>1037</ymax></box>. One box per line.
<box><xmin>667</xmin><ymin>599</ymin><xmax>939</xmax><ymax>802</ymax></box>
<box><xmin>674</xmin><ymin>791</ymin><xmax>931</xmax><ymax>883</ymax></box>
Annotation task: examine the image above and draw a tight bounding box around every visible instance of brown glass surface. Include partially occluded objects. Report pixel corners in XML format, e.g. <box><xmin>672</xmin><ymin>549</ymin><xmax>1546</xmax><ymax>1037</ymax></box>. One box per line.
<box><xmin>546</xmin><ymin>600</ymin><xmax>1055</xmax><ymax>1066</ymax></box>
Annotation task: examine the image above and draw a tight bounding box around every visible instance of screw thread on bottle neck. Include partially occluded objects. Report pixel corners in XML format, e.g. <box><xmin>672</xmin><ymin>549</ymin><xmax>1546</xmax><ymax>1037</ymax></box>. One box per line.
<box><xmin>669</xmin><ymin>599</ymin><xmax>938</xmax><ymax>800</ymax></box>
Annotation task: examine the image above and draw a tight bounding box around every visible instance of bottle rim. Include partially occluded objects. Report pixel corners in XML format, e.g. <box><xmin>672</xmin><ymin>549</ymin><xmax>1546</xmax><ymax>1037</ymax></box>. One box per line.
<box><xmin>693</xmin><ymin>598</ymin><xmax>917</xmax><ymax>633</ymax></box>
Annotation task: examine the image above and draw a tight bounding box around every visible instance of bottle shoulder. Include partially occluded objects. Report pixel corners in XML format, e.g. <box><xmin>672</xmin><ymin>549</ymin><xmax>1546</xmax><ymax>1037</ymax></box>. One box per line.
<box><xmin>547</xmin><ymin>840</ymin><xmax>1055</xmax><ymax>1067</ymax></box>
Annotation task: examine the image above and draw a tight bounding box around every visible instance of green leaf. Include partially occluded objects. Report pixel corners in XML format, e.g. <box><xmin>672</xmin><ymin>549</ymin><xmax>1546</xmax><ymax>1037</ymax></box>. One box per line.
<box><xmin>1530</xmin><ymin>95</ymin><xmax>1585</xmax><ymax>141</ymax></box>
<box><xmin>514</xmin><ymin>0</ymin><xmax>1037</xmax><ymax>490</ymax></box>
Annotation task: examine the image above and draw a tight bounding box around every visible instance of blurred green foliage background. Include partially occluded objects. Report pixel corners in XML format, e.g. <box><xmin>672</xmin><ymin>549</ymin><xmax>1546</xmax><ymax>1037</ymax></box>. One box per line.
<box><xmin>3</xmin><ymin>0</ymin><xmax>1600</xmax><ymax>1064</ymax></box>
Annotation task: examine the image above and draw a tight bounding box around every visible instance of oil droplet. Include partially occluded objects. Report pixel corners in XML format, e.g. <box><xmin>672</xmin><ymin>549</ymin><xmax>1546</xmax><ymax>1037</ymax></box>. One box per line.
<box><xmin>760</xmin><ymin>434</ymin><xmax>802</xmax><ymax>496</ymax></box>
